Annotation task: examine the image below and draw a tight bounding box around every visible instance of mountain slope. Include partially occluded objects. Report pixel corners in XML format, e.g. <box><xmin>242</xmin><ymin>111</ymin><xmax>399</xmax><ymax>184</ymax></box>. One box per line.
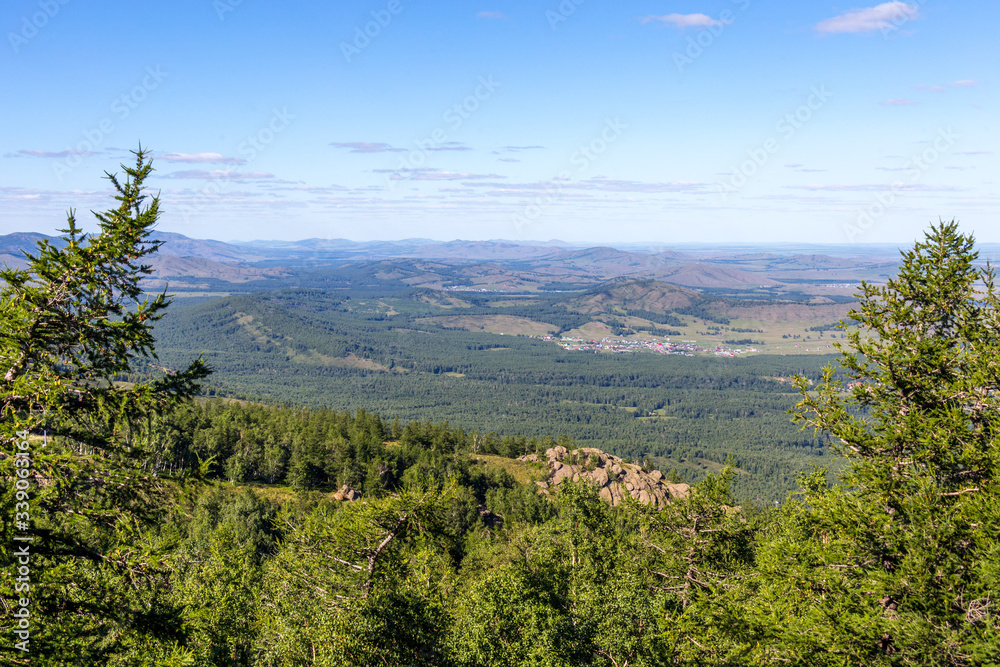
<box><xmin>654</xmin><ymin>263</ymin><xmax>782</xmax><ymax>289</ymax></box>
<box><xmin>566</xmin><ymin>280</ymin><xmax>700</xmax><ymax>315</ymax></box>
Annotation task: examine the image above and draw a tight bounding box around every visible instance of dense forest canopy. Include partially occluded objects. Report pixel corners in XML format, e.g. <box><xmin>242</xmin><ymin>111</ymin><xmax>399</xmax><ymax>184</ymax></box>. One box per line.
<box><xmin>2</xmin><ymin>153</ymin><xmax>998</xmax><ymax>665</ymax></box>
<box><xmin>148</xmin><ymin>280</ymin><xmax>841</xmax><ymax>503</ymax></box>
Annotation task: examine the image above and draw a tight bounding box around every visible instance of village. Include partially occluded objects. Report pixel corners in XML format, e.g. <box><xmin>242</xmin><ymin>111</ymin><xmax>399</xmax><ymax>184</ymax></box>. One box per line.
<box><xmin>537</xmin><ymin>335</ymin><xmax>761</xmax><ymax>357</ymax></box>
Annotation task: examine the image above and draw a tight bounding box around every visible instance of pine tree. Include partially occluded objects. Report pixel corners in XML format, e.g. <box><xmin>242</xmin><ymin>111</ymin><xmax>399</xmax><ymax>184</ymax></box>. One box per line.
<box><xmin>1</xmin><ymin>147</ymin><xmax>211</xmax><ymax>664</ymax></box>
<box><xmin>739</xmin><ymin>221</ymin><xmax>1000</xmax><ymax>665</ymax></box>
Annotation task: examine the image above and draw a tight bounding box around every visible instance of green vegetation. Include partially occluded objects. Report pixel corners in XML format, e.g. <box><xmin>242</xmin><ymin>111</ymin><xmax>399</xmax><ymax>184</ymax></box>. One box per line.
<box><xmin>769</xmin><ymin>221</ymin><xmax>1000</xmax><ymax>662</ymax></box>
<box><xmin>3</xmin><ymin>155</ymin><xmax>998</xmax><ymax>665</ymax></box>
<box><xmin>148</xmin><ymin>287</ymin><xmax>841</xmax><ymax>502</ymax></box>
<box><xmin>0</xmin><ymin>149</ymin><xmax>210</xmax><ymax>663</ymax></box>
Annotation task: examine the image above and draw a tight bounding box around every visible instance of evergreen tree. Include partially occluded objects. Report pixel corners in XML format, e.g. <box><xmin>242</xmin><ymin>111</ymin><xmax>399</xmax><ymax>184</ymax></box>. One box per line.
<box><xmin>256</xmin><ymin>485</ymin><xmax>458</xmax><ymax>666</ymax></box>
<box><xmin>0</xmin><ymin>148</ymin><xmax>210</xmax><ymax>664</ymax></box>
<box><xmin>739</xmin><ymin>221</ymin><xmax>1000</xmax><ymax>665</ymax></box>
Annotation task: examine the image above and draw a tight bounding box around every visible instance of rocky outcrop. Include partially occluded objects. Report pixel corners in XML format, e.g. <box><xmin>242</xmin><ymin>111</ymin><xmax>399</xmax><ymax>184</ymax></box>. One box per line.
<box><xmin>519</xmin><ymin>446</ymin><xmax>688</xmax><ymax>508</ymax></box>
<box><xmin>333</xmin><ymin>485</ymin><xmax>361</xmax><ymax>501</ymax></box>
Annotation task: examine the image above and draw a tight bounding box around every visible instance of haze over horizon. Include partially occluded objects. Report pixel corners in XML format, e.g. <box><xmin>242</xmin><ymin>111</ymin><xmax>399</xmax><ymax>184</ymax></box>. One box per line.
<box><xmin>2</xmin><ymin>0</ymin><xmax>996</xmax><ymax>245</ymax></box>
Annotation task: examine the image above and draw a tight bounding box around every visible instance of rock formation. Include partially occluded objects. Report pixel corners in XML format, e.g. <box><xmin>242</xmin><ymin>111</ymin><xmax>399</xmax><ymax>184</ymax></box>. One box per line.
<box><xmin>519</xmin><ymin>446</ymin><xmax>689</xmax><ymax>508</ymax></box>
<box><xmin>333</xmin><ymin>484</ymin><xmax>361</xmax><ymax>501</ymax></box>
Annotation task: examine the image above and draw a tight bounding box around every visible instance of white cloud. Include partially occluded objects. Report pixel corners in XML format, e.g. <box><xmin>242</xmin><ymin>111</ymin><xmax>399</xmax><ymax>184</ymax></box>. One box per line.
<box><xmin>815</xmin><ymin>2</ymin><xmax>919</xmax><ymax>34</ymax></box>
<box><xmin>786</xmin><ymin>183</ymin><xmax>963</xmax><ymax>192</ymax></box>
<box><xmin>477</xmin><ymin>11</ymin><xmax>507</xmax><ymax>19</ymax></box>
<box><xmin>879</xmin><ymin>98</ymin><xmax>920</xmax><ymax>105</ymax></box>
<box><xmin>640</xmin><ymin>13</ymin><xmax>721</xmax><ymax>29</ymax></box>
<box><xmin>158</xmin><ymin>152</ymin><xmax>246</xmax><ymax>165</ymax></box>
<box><xmin>161</xmin><ymin>170</ymin><xmax>276</xmax><ymax>181</ymax></box>
<box><xmin>258</xmin><ymin>183</ymin><xmax>351</xmax><ymax>194</ymax></box>
<box><xmin>373</xmin><ymin>167</ymin><xmax>505</xmax><ymax>181</ymax></box>
<box><xmin>4</xmin><ymin>149</ymin><xmax>99</xmax><ymax>158</ymax></box>
<box><xmin>427</xmin><ymin>142</ymin><xmax>472</xmax><ymax>152</ymax></box>
<box><xmin>329</xmin><ymin>142</ymin><xmax>406</xmax><ymax>153</ymax></box>
<box><xmin>463</xmin><ymin>177</ymin><xmax>709</xmax><ymax>194</ymax></box>
<box><xmin>0</xmin><ymin>186</ymin><xmax>103</xmax><ymax>198</ymax></box>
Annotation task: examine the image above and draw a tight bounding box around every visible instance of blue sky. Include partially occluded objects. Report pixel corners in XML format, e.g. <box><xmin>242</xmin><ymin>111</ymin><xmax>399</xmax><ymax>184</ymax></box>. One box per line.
<box><xmin>1</xmin><ymin>0</ymin><xmax>996</xmax><ymax>244</ymax></box>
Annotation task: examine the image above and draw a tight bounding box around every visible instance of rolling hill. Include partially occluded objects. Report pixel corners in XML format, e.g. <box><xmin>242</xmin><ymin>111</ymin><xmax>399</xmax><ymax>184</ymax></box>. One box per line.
<box><xmin>565</xmin><ymin>280</ymin><xmax>700</xmax><ymax>315</ymax></box>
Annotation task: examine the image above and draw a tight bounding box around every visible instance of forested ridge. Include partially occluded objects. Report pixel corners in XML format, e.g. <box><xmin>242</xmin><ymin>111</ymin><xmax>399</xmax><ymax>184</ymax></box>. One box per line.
<box><xmin>149</xmin><ymin>288</ymin><xmax>837</xmax><ymax>502</ymax></box>
<box><xmin>2</xmin><ymin>154</ymin><xmax>999</xmax><ymax>665</ymax></box>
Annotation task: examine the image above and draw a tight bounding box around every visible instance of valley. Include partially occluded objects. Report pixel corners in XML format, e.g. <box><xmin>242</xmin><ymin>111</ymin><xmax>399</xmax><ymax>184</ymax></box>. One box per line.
<box><xmin>0</xmin><ymin>230</ymin><xmax>886</xmax><ymax>502</ymax></box>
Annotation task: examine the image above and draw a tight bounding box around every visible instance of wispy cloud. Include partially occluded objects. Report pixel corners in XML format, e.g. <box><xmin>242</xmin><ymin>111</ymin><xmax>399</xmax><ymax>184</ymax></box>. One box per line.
<box><xmin>373</xmin><ymin>167</ymin><xmax>505</xmax><ymax>181</ymax></box>
<box><xmin>0</xmin><ymin>185</ymin><xmax>104</xmax><ymax>198</ymax></box>
<box><xmin>498</xmin><ymin>157</ymin><xmax>521</xmax><ymax>163</ymax></box>
<box><xmin>571</xmin><ymin>177</ymin><xmax>709</xmax><ymax>193</ymax></box>
<box><xmin>259</xmin><ymin>183</ymin><xmax>351</xmax><ymax>194</ymax></box>
<box><xmin>815</xmin><ymin>2</ymin><xmax>919</xmax><ymax>34</ymax></box>
<box><xmin>911</xmin><ymin>84</ymin><xmax>945</xmax><ymax>92</ymax></box>
<box><xmin>639</xmin><ymin>13</ymin><xmax>721</xmax><ymax>29</ymax></box>
<box><xmin>500</xmin><ymin>145</ymin><xmax>545</xmax><ymax>152</ymax></box>
<box><xmin>427</xmin><ymin>142</ymin><xmax>472</xmax><ymax>152</ymax></box>
<box><xmin>786</xmin><ymin>183</ymin><xmax>963</xmax><ymax>192</ymax></box>
<box><xmin>783</xmin><ymin>163</ymin><xmax>826</xmax><ymax>172</ymax></box>
<box><xmin>947</xmin><ymin>80</ymin><xmax>979</xmax><ymax>87</ymax></box>
<box><xmin>880</xmin><ymin>98</ymin><xmax>919</xmax><ymax>105</ymax></box>
<box><xmin>4</xmin><ymin>149</ymin><xmax>99</xmax><ymax>159</ymax></box>
<box><xmin>464</xmin><ymin>177</ymin><xmax>709</xmax><ymax>194</ymax></box>
<box><xmin>477</xmin><ymin>11</ymin><xmax>507</xmax><ymax>19</ymax></box>
<box><xmin>329</xmin><ymin>142</ymin><xmax>406</xmax><ymax>153</ymax></box>
<box><xmin>958</xmin><ymin>150</ymin><xmax>991</xmax><ymax>155</ymax></box>
<box><xmin>157</xmin><ymin>152</ymin><xmax>246</xmax><ymax>165</ymax></box>
<box><xmin>161</xmin><ymin>170</ymin><xmax>277</xmax><ymax>181</ymax></box>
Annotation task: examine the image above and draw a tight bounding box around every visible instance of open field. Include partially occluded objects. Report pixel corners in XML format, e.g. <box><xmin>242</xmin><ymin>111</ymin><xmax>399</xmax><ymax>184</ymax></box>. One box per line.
<box><xmin>472</xmin><ymin>454</ymin><xmax>549</xmax><ymax>485</ymax></box>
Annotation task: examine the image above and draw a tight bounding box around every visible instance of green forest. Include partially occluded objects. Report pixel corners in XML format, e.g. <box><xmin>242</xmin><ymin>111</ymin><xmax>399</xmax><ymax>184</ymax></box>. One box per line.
<box><xmin>3</xmin><ymin>153</ymin><xmax>1000</xmax><ymax>666</ymax></box>
<box><xmin>148</xmin><ymin>277</ymin><xmax>840</xmax><ymax>503</ymax></box>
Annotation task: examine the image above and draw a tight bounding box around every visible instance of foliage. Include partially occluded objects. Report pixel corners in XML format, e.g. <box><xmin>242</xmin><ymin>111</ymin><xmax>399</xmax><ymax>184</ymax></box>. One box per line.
<box><xmin>745</xmin><ymin>220</ymin><xmax>1000</xmax><ymax>664</ymax></box>
<box><xmin>255</xmin><ymin>485</ymin><xmax>459</xmax><ymax>666</ymax></box>
<box><xmin>6</xmin><ymin>155</ymin><xmax>998</xmax><ymax>667</ymax></box>
<box><xmin>150</xmin><ymin>289</ymin><xmax>835</xmax><ymax>502</ymax></box>
<box><xmin>0</xmin><ymin>149</ymin><xmax>209</xmax><ymax>664</ymax></box>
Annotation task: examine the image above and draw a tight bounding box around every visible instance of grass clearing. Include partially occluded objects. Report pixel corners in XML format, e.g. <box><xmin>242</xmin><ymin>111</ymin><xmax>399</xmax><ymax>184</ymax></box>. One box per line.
<box><xmin>472</xmin><ymin>454</ymin><xmax>548</xmax><ymax>485</ymax></box>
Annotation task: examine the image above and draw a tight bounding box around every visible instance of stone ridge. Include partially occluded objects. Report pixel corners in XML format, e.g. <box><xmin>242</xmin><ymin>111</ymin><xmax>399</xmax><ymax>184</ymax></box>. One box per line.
<box><xmin>519</xmin><ymin>446</ymin><xmax>689</xmax><ymax>507</ymax></box>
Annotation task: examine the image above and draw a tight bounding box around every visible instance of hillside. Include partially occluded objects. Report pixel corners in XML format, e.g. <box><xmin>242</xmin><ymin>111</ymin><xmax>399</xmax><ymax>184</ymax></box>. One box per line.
<box><xmin>151</xmin><ymin>286</ymin><xmax>838</xmax><ymax>503</ymax></box>
<box><xmin>566</xmin><ymin>280</ymin><xmax>700</xmax><ymax>314</ymax></box>
<box><xmin>0</xmin><ymin>231</ymin><xmax>55</xmax><ymax>254</ymax></box>
<box><xmin>655</xmin><ymin>263</ymin><xmax>781</xmax><ymax>288</ymax></box>
<box><xmin>0</xmin><ymin>252</ymin><xmax>29</xmax><ymax>270</ymax></box>
<box><xmin>146</xmin><ymin>255</ymin><xmax>292</xmax><ymax>284</ymax></box>
<box><xmin>155</xmin><ymin>231</ymin><xmax>267</xmax><ymax>262</ymax></box>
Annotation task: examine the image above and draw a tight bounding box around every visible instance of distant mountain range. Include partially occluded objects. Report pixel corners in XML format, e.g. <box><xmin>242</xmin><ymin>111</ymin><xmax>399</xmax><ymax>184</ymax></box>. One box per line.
<box><xmin>0</xmin><ymin>230</ymin><xmax>912</xmax><ymax>295</ymax></box>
